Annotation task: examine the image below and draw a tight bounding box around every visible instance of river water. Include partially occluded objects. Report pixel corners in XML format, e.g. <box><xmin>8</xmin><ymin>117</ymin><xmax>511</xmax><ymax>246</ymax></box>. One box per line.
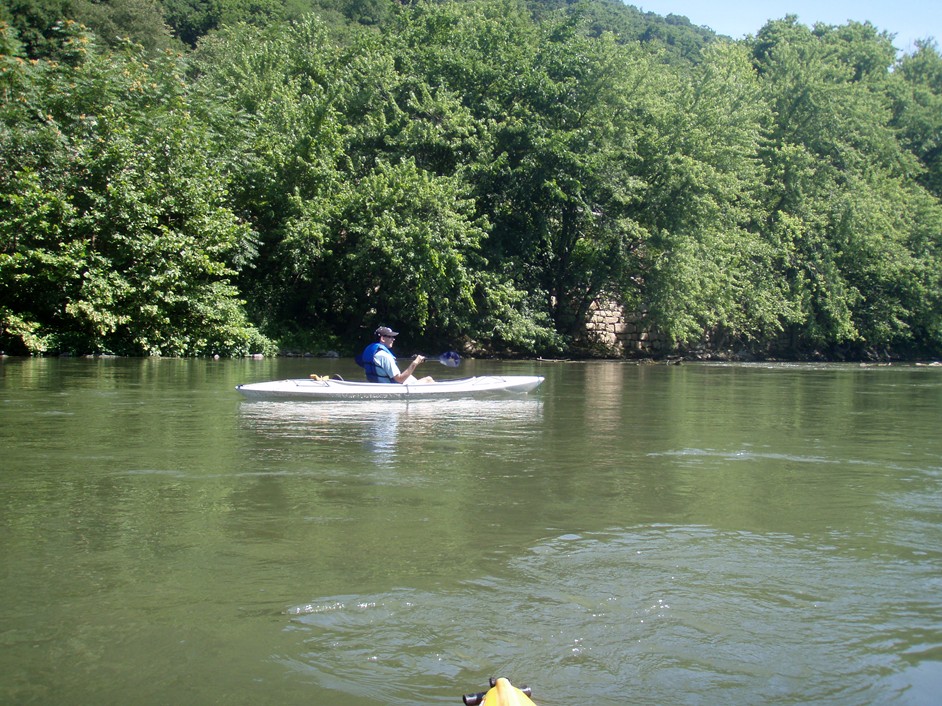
<box><xmin>1</xmin><ymin>357</ymin><xmax>941</xmax><ymax>705</ymax></box>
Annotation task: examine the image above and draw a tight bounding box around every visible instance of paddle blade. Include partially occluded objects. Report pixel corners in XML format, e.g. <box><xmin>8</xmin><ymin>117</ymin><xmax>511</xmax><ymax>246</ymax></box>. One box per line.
<box><xmin>438</xmin><ymin>351</ymin><xmax>461</xmax><ymax>367</ymax></box>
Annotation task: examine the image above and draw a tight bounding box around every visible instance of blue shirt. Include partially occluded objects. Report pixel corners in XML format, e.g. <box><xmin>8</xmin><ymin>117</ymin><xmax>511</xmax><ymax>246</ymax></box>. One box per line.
<box><xmin>372</xmin><ymin>346</ymin><xmax>401</xmax><ymax>383</ymax></box>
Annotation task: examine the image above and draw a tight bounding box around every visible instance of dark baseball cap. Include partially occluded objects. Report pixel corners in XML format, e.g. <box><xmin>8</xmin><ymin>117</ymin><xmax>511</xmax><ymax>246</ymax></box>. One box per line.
<box><xmin>375</xmin><ymin>326</ymin><xmax>399</xmax><ymax>337</ymax></box>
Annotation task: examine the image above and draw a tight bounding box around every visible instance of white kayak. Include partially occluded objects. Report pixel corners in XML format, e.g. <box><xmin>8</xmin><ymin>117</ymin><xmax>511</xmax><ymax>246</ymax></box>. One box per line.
<box><xmin>235</xmin><ymin>375</ymin><xmax>544</xmax><ymax>401</ymax></box>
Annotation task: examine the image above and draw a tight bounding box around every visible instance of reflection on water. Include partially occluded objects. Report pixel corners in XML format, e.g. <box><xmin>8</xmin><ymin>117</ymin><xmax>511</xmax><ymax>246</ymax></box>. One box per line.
<box><xmin>239</xmin><ymin>398</ymin><xmax>544</xmax><ymax>466</ymax></box>
<box><xmin>240</xmin><ymin>397</ymin><xmax>544</xmax><ymax>432</ymax></box>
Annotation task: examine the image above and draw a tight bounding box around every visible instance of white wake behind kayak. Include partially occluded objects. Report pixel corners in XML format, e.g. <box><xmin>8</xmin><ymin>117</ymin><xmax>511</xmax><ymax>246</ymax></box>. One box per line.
<box><xmin>235</xmin><ymin>375</ymin><xmax>544</xmax><ymax>400</ymax></box>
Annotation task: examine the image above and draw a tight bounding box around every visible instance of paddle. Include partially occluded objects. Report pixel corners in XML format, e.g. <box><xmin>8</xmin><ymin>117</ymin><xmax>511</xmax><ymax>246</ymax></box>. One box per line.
<box><xmin>399</xmin><ymin>351</ymin><xmax>461</xmax><ymax>368</ymax></box>
<box><xmin>431</xmin><ymin>351</ymin><xmax>461</xmax><ymax>368</ymax></box>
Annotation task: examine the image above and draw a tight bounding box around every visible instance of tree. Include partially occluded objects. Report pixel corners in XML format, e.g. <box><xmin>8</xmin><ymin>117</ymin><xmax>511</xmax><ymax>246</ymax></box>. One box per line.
<box><xmin>3</xmin><ymin>0</ymin><xmax>181</xmax><ymax>56</ymax></box>
<box><xmin>891</xmin><ymin>40</ymin><xmax>942</xmax><ymax>198</ymax></box>
<box><xmin>397</xmin><ymin>3</ymin><xmax>652</xmax><ymax>341</ymax></box>
<box><xmin>162</xmin><ymin>0</ymin><xmax>300</xmax><ymax>46</ymax></box>
<box><xmin>193</xmin><ymin>15</ymin><xmax>491</xmax><ymax>348</ymax></box>
<box><xmin>1</xmin><ymin>23</ymin><xmax>270</xmax><ymax>354</ymax></box>
<box><xmin>306</xmin><ymin>158</ymin><xmax>487</xmax><ymax>339</ymax></box>
<box><xmin>1</xmin><ymin>0</ymin><xmax>71</xmax><ymax>58</ymax></box>
<box><xmin>751</xmin><ymin>17</ymin><xmax>942</xmax><ymax>356</ymax></box>
<box><xmin>71</xmin><ymin>0</ymin><xmax>182</xmax><ymax>53</ymax></box>
<box><xmin>634</xmin><ymin>40</ymin><xmax>801</xmax><ymax>348</ymax></box>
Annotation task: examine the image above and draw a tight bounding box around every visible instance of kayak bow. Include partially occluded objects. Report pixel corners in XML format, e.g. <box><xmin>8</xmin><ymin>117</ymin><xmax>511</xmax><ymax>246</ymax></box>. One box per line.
<box><xmin>463</xmin><ymin>678</ymin><xmax>536</xmax><ymax>706</ymax></box>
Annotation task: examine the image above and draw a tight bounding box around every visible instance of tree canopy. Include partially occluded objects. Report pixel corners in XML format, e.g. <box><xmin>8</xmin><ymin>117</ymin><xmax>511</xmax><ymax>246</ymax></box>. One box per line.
<box><xmin>2</xmin><ymin>1</ymin><xmax>941</xmax><ymax>359</ymax></box>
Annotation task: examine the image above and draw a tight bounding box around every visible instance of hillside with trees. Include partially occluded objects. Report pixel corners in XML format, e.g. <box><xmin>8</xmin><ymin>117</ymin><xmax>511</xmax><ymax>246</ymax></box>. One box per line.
<box><xmin>2</xmin><ymin>0</ymin><xmax>941</xmax><ymax>359</ymax></box>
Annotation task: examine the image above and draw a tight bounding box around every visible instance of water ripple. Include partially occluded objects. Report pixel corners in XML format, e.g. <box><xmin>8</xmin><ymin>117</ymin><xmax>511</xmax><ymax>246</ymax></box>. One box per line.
<box><xmin>280</xmin><ymin>526</ymin><xmax>942</xmax><ymax>705</ymax></box>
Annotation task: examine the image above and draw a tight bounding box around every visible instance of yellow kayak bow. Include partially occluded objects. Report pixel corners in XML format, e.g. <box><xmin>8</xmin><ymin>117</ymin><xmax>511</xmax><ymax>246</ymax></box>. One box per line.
<box><xmin>463</xmin><ymin>677</ymin><xmax>536</xmax><ymax>706</ymax></box>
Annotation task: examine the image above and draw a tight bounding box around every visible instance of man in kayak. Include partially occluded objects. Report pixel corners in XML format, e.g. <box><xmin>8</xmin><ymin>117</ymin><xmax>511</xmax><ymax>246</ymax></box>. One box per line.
<box><xmin>357</xmin><ymin>326</ymin><xmax>434</xmax><ymax>384</ymax></box>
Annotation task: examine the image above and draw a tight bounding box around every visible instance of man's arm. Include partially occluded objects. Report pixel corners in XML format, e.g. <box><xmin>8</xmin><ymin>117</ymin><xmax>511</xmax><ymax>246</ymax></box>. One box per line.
<box><xmin>392</xmin><ymin>355</ymin><xmax>425</xmax><ymax>383</ymax></box>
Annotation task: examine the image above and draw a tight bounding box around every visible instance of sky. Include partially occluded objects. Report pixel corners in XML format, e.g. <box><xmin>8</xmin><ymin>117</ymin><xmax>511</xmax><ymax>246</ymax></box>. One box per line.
<box><xmin>634</xmin><ymin>1</ymin><xmax>941</xmax><ymax>53</ymax></box>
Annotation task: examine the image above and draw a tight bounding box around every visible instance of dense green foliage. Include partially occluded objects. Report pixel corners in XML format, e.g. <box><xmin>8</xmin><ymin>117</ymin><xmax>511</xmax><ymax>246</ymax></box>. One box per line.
<box><xmin>2</xmin><ymin>1</ymin><xmax>941</xmax><ymax>358</ymax></box>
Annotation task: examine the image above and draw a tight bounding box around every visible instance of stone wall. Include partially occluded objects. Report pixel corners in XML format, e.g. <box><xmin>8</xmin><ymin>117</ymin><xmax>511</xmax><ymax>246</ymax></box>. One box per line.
<box><xmin>580</xmin><ymin>298</ymin><xmax>665</xmax><ymax>357</ymax></box>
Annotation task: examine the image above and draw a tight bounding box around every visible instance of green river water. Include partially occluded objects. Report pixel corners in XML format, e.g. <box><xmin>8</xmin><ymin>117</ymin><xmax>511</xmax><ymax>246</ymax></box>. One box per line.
<box><xmin>1</xmin><ymin>356</ymin><xmax>941</xmax><ymax>705</ymax></box>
